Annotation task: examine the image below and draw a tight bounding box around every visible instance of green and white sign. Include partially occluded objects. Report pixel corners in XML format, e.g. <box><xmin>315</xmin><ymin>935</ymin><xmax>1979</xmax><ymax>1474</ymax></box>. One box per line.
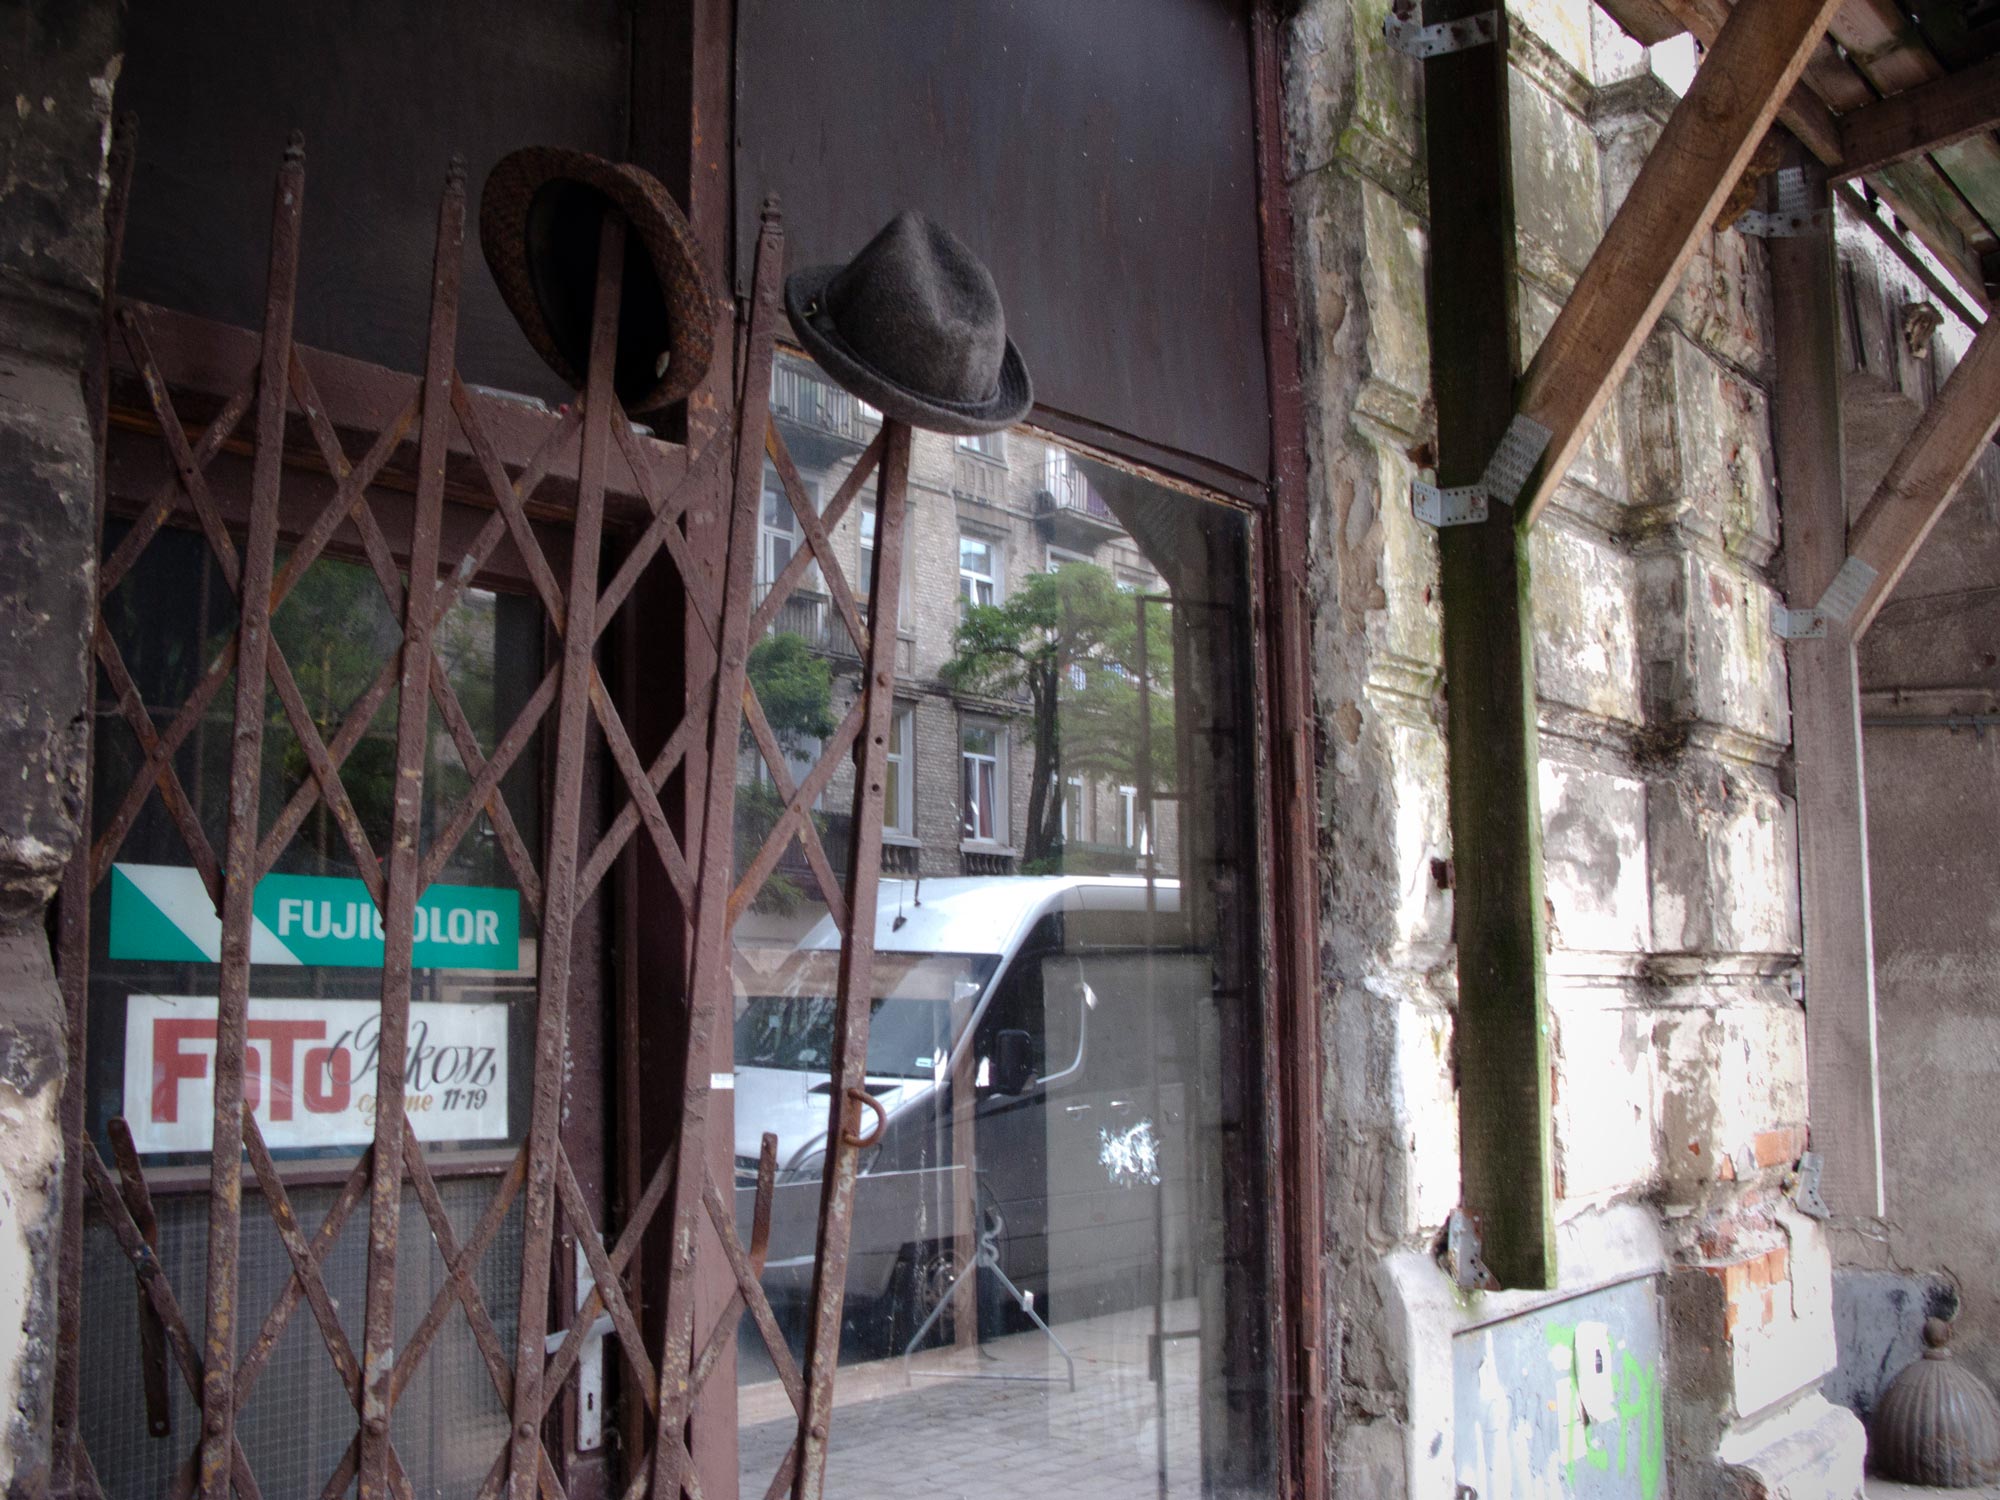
<box><xmin>110</xmin><ymin>863</ymin><xmax>520</xmax><ymax>971</ymax></box>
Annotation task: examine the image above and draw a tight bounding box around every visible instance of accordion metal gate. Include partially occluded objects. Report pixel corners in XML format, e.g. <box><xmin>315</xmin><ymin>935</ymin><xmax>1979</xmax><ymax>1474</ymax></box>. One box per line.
<box><xmin>53</xmin><ymin>130</ymin><xmax>910</xmax><ymax>1500</ymax></box>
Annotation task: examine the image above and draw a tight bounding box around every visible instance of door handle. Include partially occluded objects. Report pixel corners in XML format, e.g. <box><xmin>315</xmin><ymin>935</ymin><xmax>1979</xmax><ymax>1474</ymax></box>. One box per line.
<box><xmin>1063</xmin><ymin>1103</ymin><xmax>1093</xmax><ymax>1115</ymax></box>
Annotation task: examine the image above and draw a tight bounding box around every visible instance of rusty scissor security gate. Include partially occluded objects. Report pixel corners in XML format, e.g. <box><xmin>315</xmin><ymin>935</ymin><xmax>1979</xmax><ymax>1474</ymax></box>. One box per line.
<box><xmin>55</xmin><ymin>130</ymin><xmax>912</xmax><ymax>1500</ymax></box>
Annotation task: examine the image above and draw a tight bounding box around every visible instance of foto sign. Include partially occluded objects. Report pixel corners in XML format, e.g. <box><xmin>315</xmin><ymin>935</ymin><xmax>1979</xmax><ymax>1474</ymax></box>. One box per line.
<box><xmin>124</xmin><ymin>993</ymin><xmax>509</xmax><ymax>1152</ymax></box>
<box><xmin>110</xmin><ymin>863</ymin><xmax>520</xmax><ymax>971</ymax></box>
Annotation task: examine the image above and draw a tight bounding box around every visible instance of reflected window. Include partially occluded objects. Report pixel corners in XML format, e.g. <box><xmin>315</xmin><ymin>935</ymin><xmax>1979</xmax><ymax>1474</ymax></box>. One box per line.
<box><xmin>957</xmin><ymin>430</ymin><xmax>1004</xmax><ymax>460</ymax></box>
<box><xmin>884</xmin><ymin>706</ymin><xmax>914</xmax><ymax>837</ymax></box>
<box><xmin>959</xmin><ymin>534</ymin><xmax>1000</xmax><ymax>612</ymax></box>
<box><xmin>961</xmin><ymin>720</ymin><xmax>1006</xmax><ymax>844</ymax></box>
<box><xmin>1060</xmin><ymin>776</ymin><xmax>1085</xmax><ymax>842</ymax></box>
<box><xmin>760</xmin><ymin>466</ymin><xmax>807</xmax><ymax>590</ymax></box>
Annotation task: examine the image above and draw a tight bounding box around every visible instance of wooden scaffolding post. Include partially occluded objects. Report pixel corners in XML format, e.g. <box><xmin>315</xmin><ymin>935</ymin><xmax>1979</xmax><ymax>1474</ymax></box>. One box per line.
<box><xmin>1422</xmin><ymin>0</ymin><xmax>1556</xmax><ymax>1288</ymax></box>
<box><xmin>1772</xmin><ymin>143</ymin><xmax>1884</xmax><ymax>1217</ymax></box>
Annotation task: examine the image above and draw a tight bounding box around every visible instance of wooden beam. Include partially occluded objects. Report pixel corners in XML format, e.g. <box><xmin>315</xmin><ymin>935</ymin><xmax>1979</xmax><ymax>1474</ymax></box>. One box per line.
<box><xmin>1846</xmin><ymin>313</ymin><xmax>2000</xmax><ymax>632</ymax></box>
<box><xmin>1514</xmin><ymin>0</ymin><xmax>1844</xmax><ymax>526</ymax></box>
<box><xmin>1772</xmin><ymin>146</ymin><xmax>1884</xmax><ymax>1217</ymax></box>
<box><xmin>1595</xmin><ymin>0</ymin><xmax>1689</xmax><ymax>48</ymax></box>
<box><xmin>1423</xmin><ymin>0</ymin><xmax>1555</xmax><ymax>1288</ymax></box>
<box><xmin>1838</xmin><ymin>55</ymin><xmax>2000</xmax><ymax>180</ymax></box>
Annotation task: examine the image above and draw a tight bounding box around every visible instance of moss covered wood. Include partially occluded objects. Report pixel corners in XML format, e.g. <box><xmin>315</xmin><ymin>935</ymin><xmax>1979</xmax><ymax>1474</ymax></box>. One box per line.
<box><xmin>1421</xmin><ymin>0</ymin><xmax>1556</xmax><ymax>1289</ymax></box>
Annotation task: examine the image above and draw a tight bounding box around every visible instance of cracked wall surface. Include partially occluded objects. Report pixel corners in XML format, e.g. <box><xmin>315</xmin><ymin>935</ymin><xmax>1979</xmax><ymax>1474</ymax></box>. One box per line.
<box><xmin>0</xmin><ymin>1</ymin><xmax>120</xmax><ymax>1492</ymax></box>
<box><xmin>1284</xmin><ymin>0</ymin><xmax>1859</xmax><ymax>1492</ymax></box>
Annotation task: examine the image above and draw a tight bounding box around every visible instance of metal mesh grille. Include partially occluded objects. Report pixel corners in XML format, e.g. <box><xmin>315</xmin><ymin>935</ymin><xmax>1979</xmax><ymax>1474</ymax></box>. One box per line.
<box><xmin>80</xmin><ymin>1178</ymin><xmax>521</xmax><ymax>1497</ymax></box>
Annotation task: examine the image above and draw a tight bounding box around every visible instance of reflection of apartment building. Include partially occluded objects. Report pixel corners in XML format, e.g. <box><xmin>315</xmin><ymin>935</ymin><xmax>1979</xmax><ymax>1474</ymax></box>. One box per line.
<box><xmin>751</xmin><ymin>351</ymin><xmax>1178</xmax><ymax>899</ymax></box>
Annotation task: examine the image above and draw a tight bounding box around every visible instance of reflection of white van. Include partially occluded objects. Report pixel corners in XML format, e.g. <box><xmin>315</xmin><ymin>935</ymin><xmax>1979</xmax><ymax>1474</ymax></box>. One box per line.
<box><xmin>732</xmin><ymin>876</ymin><xmax>1199</xmax><ymax>1340</ymax></box>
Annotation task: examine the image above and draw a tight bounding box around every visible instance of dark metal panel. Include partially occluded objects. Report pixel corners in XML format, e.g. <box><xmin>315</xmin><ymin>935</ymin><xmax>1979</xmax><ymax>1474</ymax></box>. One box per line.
<box><xmin>115</xmin><ymin>0</ymin><xmax>635</xmax><ymax>405</ymax></box>
<box><xmin>734</xmin><ymin>0</ymin><xmax>1271</xmax><ymax>483</ymax></box>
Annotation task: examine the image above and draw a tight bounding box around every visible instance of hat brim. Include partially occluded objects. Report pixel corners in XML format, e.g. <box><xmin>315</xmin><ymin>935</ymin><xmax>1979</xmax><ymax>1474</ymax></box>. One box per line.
<box><xmin>784</xmin><ymin>265</ymin><xmax>1033</xmax><ymax>437</ymax></box>
<box><xmin>480</xmin><ymin>147</ymin><xmax>717</xmax><ymax>412</ymax></box>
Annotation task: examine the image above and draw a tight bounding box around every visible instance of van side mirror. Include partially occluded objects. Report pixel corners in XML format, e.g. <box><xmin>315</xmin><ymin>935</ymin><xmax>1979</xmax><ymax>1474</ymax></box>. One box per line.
<box><xmin>993</xmin><ymin>1029</ymin><xmax>1034</xmax><ymax>1095</ymax></box>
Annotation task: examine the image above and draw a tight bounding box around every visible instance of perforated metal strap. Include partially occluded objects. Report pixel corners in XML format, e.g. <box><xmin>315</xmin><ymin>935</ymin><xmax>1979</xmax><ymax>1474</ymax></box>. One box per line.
<box><xmin>1410</xmin><ymin>413</ymin><xmax>1551</xmax><ymax>528</ymax></box>
<box><xmin>1736</xmin><ymin>166</ymin><xmax>1828</xmax><ymax>238</ymax></box>
<box><xmin>1773</xmin><ymin>554</ymin><xmax>1879</xmax><ymax>639</ymax></box>
<box><xmin>1383</xmin><ymin>9</ymin><xmax>1498</xmax><ymax>58</ymax></box>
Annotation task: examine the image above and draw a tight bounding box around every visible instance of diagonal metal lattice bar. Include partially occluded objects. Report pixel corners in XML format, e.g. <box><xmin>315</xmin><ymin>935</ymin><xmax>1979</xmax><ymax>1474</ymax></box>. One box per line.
<box><xmin>731</xmin><ymin>686</ymin><xmax>861</xmax><ymax>931</ymax></box>
<box><xmin>240</xmin><ymin>1110</ymin><xmax>418</xmax><ymax>1500</ymax></box>
<box><xmin>763</xmin><ymin>422</ymin><xmax>869</xmax><ymax>656</ymax></box>
<box><xmin>744</xmin><ymin>430</ymin><xmax>882</xmax><ymax>643</ymax></box>
<box><xmin>80</xmin><ymin>1142</ymin><xmax>263</xmax><ymax>1499</ymax></box>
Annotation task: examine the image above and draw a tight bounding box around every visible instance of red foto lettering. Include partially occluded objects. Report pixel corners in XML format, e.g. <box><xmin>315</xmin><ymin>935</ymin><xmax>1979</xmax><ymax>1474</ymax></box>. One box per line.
<box><xmin>151</xmin><ymin>1013</ymin><xmax>337</xmax><ymax>1124</ymax></box>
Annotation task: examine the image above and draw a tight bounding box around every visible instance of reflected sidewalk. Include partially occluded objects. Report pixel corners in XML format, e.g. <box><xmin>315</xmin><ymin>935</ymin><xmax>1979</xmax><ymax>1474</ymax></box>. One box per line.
<box><xmin>739</xmin><ymin>1300</ymin><xmax>1205</xmax><ymax>1500</ymax></box>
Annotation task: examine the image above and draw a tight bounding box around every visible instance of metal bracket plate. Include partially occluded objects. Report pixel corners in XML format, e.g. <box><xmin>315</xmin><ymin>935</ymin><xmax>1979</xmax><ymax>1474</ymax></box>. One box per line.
<box><xmin>1384</xmin><ymin>9</ymin><xmax>1499</xmax><ymax>58</ymax></box>
<box><xmin>1736</xmin><ymin>165</ymin><xmax>1829</xmax><ymax>238</ymax></box>
<box><xmin>1819</xmin><ymin>554</ymin><xmax>1879</xmax><ymax>626</ymax></box>
<box><xmin>1775</xmin><ymin>554</ymin><xmax>1879</xmax><ymax>639</ymax></box>
<box><xmin>1481</xmin><ymin>413</ymin><xmax>1553</xmax><ymax>507</ymax></box>
<box><xmin>1791</xmin><ymin>1151</ymin><xmax>1832</xmax><ymax>1220</ymax></box>
<box><xmin>1413</xmin><ymin>480</ymin><xmax>1489</xmax><ymax>527</ymax></box>
<box><xmin>1411</xmin><ymin>413</ymin><xmax>1551</xmax><ymax>529</ymax></box>
<box><xmin>1737</xmin><ymin>208</ymin><xmax>1830</xmax><ymax>238</ymax></box>
<box><xmin>1443</xmin><ymin>1207</ymin><xmax>1498</xmax><ymax>1291</ymax></box>
<box><xmin>1773</xmin><ymin>604</ymin><xmax>1828</xmax><ymax>640</ymax></box>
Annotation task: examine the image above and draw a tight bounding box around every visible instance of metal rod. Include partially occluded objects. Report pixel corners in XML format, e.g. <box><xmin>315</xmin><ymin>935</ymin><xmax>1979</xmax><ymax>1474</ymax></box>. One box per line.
<box><xmin>1863</xmin><ymin>713</ymin><xmax>2000</xmax><ymax>730</ymax></box>
<box><xmin>793</xmin><ymin>416</ymin><xmax>912</xmax><ymax>1500</ymax></box>
<box><xmin>358</xmin><ymin>156</ymin><xmax>466</xmax><ymax>1498</ymax></box>
<box><xmin>650</xmin><ymin>193</ymin><xmax>786</xmax><ymax>1500</ymax></box>
<box><xmin>507</xmin><ymin>208</ymin><xmax>624</xmax><ymax>1499</ymax></box>
<box><xmin>199</xmin><ymin>133</ymin><xmax>304</xmax><ymax>1500</ymax></box>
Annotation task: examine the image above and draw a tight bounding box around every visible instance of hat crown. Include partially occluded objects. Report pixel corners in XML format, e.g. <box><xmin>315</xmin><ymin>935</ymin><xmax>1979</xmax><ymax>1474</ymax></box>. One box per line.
<box><xmin>821</xmin><ymin>213</ymin><xmax>1006</xmax><ymax>406</ymax></box>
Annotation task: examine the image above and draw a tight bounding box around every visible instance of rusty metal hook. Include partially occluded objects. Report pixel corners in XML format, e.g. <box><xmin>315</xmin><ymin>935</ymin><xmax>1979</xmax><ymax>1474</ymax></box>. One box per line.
<box><xmin>747</xmin><ymin>1130</ymin><xmax>779</xmax><ymax>1276</ymax></box>
<box><xmin>842</xmin><ymin>1088</ymin><xmax>886</xmax><ymax>1150</ymax></box>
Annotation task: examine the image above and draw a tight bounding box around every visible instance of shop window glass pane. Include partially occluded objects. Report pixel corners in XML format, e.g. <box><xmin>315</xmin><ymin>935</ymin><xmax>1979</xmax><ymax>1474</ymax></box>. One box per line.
<box><xmin>732</xmin><ymin>386</ymin><xmax>1276</xmax><ymax>1499</ymax></box>
<box><xmin>81</xmin><ymin>518</ymin><xmax>546</xmax><ymax>1495</ymax></box>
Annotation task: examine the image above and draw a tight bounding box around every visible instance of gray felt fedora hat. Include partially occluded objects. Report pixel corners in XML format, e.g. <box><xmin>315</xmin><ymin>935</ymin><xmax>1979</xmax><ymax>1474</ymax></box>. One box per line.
<box><xmin>784</xmin><ymin>212</ymin><xmax>1032</xmax><ymax>436</ymax></box>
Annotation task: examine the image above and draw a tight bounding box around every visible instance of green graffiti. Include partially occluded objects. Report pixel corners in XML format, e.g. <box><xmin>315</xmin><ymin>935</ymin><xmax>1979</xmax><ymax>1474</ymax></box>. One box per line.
<box><xmin>1542</xmin><ymin>1322</ymin><xmax>1666</xmax><ymax>1497</ymax></box>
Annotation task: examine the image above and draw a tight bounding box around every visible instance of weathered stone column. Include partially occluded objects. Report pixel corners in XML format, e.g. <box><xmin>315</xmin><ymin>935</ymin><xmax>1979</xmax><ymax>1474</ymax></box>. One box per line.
<box><xmin>0</xmin><ymin>2</ymin><xmax>121</xmax><ymax>1491</ymax></box>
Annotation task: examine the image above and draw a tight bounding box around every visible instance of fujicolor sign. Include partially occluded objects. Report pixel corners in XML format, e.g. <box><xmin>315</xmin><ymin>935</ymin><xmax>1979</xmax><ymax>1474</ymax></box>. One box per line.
<box><xmin>109</xmin><ymin>863</ymin><xmax>520</xmax><ymax>971</ymax></box>
<box><xmin>124</xmin><ymin>994</ymin><xmax>509</xmax><ymax>1152</ymax></box>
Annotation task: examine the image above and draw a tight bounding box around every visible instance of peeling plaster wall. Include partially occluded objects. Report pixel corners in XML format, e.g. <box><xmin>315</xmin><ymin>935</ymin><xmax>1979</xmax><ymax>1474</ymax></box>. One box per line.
<box><xmin>1828</xmin><ymin>209</ymin><xmax>2000</xmax><ymax>1421</ymax></box>
<box><xmin>1283</xmin><ymin>2</ymin><xmax>1859</xmax><ymax>1494</ymax></box>
<box><xmin>0</xmin><ymin>1</ymin><xmax>121</xmax><ymax>1491</ymax></box>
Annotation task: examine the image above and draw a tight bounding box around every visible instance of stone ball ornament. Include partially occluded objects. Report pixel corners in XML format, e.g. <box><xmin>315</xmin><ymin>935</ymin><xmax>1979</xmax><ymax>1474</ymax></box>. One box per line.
<box><xmin>1871</xmin><ymin>1316</ymin><xmax>2000</xmax><ymax>1488</ymax></box>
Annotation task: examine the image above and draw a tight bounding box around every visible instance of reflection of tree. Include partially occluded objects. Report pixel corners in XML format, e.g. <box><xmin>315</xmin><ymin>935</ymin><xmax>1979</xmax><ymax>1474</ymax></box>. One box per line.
<box><xmin>265</xmin><ymin>558</ymin><xmax>512</xmax><ymax>886</ymax></box>
<box><xmin>943</xmin><ymin>562</ymin><xmax>1173</xmax><ymax>869</ymax></box>
<box><xmin>268</xmin><ymin>558</ymin><xmax>400</xmax><ymax>868</ymax></box>
<box><xmin>737</xmin><ymin>632</ymin><xmax>837</xmax><ymax>912</ymax></box>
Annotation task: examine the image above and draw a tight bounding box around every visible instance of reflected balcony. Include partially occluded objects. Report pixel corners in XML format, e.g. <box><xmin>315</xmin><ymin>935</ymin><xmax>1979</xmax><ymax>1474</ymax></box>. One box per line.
<box><xmin>1034</xmin><ymin>476</ymin><xmax>1123</xmax><ymax>550</ymax></box>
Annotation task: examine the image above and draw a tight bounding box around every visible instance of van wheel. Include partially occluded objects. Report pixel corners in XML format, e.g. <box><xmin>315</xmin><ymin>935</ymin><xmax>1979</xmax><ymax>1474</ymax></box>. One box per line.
<box><xmin>886</xmin><ymin>1240</ymin><xmax>968</xmax><ymax>1354</ymax></box>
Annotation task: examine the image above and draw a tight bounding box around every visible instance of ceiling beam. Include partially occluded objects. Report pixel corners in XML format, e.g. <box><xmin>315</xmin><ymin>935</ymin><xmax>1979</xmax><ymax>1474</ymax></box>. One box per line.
<box><xmin>1837</xmin><ymin>54</ymin><xmax>2000</xmax><ymax>179</ymax></box>
<box><xmin>1847</xmin><ymin>313</ymin><xmax>2000</xmax><ymax>634</ymax></box>
<box><xmin>1512</xmin><ymin>0</ymin><xmax>1844</xmax><ymax>527</ymax></box>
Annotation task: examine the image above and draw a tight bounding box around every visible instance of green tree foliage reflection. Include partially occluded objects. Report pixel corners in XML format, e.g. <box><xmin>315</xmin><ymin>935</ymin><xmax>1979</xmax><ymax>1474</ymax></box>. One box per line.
<box><xmin>943</xmin><ymin>562</ymin><xmax>1171</xmax><ymax>870</ymax></box>
<box><xmin>737</xmin><ymin>632</ymin><xmax>838</xmax><ymax>912</ymax></box>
